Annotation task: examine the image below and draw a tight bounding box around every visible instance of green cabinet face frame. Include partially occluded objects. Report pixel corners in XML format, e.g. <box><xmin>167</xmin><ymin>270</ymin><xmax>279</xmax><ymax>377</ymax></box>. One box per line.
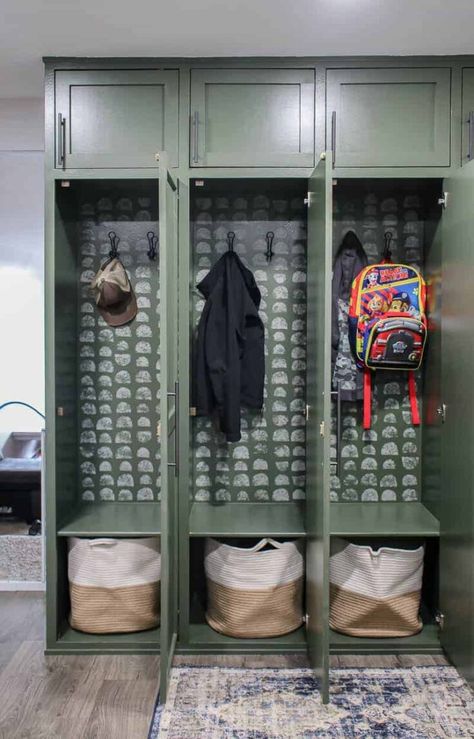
<box><xmin>190</xmin><ymin>68</ymin><xmax>315</xmax><ymax>167</ymax></box>
<box><xmin>326</xmin><ymin>67</ymin><xmax>451</xmax><ymax>168</ymax></box>
<box><xmin>55</xmin><ymin>69</ymin><xmax>179</xmax><ymax>169</ymax></box>
<box><xmin>461</xmin><ymin>69</ymin><xmax>474</xmax><ymax>166</ymax></box>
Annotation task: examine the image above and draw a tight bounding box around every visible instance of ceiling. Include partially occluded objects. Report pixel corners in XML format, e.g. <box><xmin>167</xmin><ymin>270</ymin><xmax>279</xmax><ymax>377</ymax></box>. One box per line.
<box><xmin>2</xmin><ymin>0</ymin><xmax>474</xmax><ymax>98</ymax></box>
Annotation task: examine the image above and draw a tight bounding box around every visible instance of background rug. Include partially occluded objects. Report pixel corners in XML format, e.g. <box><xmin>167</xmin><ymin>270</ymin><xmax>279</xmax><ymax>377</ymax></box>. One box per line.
<box><xmin>149</xmin><ymin>665</ymin><xmax>474</xmax><ymax>738</ymax></box>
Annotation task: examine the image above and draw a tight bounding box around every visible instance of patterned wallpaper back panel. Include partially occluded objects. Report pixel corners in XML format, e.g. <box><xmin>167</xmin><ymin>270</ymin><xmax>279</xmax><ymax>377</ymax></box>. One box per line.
<box><xmin>76</xmin><ymin>181</ymin><xmax>162</xmax><ymax>503</ymax></box>
<box><xmin>190</xmin><ymin>180</ymin><xmax>436</xmax><ymax>504</ymax></box>
<box><xmin>191</xmin><ymin>181</ymin><xmax>308</xmax><ymax>504</ymax></box>
<box><xmin>330</xmin><ymin>181</ymin><xmax>437</xmax><ymax>503</ymax></box>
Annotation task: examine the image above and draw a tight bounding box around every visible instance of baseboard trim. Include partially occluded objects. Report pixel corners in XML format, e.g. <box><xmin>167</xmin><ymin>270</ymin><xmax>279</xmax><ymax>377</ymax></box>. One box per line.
<box><xmin>0</xmin><ymin>580</ymin><xmax>45</xmax><ymax>591</ymax></box>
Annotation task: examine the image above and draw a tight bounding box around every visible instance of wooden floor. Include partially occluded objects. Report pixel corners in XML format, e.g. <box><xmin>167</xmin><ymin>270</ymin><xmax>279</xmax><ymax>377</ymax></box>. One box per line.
<box><xmin>0</xmin><ymin>592</ymin><xmax>448</xmax><ymax>739</ymax></box>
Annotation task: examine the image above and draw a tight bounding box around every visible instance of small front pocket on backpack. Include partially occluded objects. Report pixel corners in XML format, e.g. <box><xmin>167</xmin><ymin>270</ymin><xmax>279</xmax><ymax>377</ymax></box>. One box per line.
<box><xmin>365</xmin><ymin>315</ymin><xmax>426</xmax><ymax>369</ymax></box>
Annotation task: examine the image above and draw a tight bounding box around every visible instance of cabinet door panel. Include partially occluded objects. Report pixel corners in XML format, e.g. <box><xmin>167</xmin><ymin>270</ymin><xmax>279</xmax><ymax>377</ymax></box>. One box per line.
<box><xmin>327</xmin><ymin>68</ymin><xmax>451</xmax><ymax>168</ymax></box>
<box><xmin>462</xmin><ymin>68</ymin><xmax>474</xmax><ymax>166</ymax></box>
<box><xmin>305</xmin><ymin>154</ymin><xmax>331</xmax><ymax>703</ymax></box>
<box><xmin>439</xmin><ymin>161</ymin><xmax>474</xmax><ymax>686</ymax></box>
<box><xmin>55</xmin><ymin>70</ymin><xmax>178</xmax><ymax>168</ymax></box>
<box><xmin>159</xmin><ymin>167</ymin><xmax>179</xmax><ymax>701</ymax></box>
<box><xmin>190</xmin><ymin>69</ymin><xmax>314</xmax><ymax>167</ymax></box>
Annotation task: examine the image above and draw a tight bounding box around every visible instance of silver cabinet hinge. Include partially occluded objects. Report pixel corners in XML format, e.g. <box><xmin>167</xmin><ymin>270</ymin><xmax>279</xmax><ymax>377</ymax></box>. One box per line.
<box><xmin>435</xmin><ymin>611</ymin><xmax>445</xmax><ymax>630</ymax></box>
<box><xmin>438</xmin><ymin>192</ymin><xmax>449</xmax><ymax>209</ymax></box>
<box><xmin>304</xmin><ymin>193</ymin><xmax>311</xmax><ymax>206</ymax></box>
<box><xmin>437</xmin><ymin>403</ymin><xmax>447</xmax><ymax>423</ymax></box>
<box><xmin>305</xmin><ymin>404</ymin><xmax>310</xmax><ymax>422</ymax></box>
<box><xmin>320</xmin><ymin>421</ymin><xmax>325</xmax><ymax>437</ymax></box>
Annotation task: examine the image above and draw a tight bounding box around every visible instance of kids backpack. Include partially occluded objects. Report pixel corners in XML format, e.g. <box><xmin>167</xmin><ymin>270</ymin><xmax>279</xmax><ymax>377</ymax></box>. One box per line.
<box><xmin>348</xmin><ymin>254</ymin><xmax>427</xmax><ymax>430</ymax></box>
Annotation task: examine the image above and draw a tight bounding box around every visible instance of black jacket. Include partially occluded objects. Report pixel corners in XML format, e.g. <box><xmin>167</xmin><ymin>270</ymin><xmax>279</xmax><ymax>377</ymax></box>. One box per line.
<box><xmin>194</xmin><ymin>251</ymin><xmax>264</xmax><ymax>442</ymax></box>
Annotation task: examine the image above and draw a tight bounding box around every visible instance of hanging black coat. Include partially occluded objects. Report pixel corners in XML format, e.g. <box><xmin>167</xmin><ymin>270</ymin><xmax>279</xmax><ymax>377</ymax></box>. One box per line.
<box><xmin>194</xmin><ymin>251</ymin><xmax>264</xmax><ymax>442</ymax></box>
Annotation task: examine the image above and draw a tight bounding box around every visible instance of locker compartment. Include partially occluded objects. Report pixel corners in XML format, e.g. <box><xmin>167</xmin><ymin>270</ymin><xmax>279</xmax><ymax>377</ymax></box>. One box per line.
<box><xmin>53</xmin><ymin>178</ymin><xmax>161</xmax><ymax>513</ymax></box>
<box><xmin>48</xmin><ymin>177</ymin><xmax>164</xmax><ymax>655</ymax></box>
<box><xmin>188</xmin><ymin>178</ymin><xmax>309</xmax><ymax>513</ymax></box>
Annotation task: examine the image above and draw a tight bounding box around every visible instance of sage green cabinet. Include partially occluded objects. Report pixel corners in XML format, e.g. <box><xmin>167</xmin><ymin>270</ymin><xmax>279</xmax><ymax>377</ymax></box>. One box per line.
<box><xmin>190</xmin><ymin>69</ymin><xmax>315</xmax><ymax>167</ymax></box>
<box><xmin>326</xmin><ymin>67</ymin><xmax>451</xmax><ymax>168</ymax></box>
<box><xmin>461</xmin><ymin>69</ymin><xmax>474</xmax><ymax>165</ymax></box>
<box><xmin>55</xmin><ymin>70</ymin><xmax>179</xmax><ymax>169</ymax></box>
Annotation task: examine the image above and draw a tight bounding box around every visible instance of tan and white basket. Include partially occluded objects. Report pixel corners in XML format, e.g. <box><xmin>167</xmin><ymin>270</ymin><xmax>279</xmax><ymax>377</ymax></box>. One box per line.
<box><xmin>329</xmin><ymin>538</ymin><xmax>424</xmax><ymax>638</ymax></box>
<box><xmin>68</xmin><ymin>537</ymin><xmax>161</xmax><ymax>634</ymax></box>
<box><xmin>204</xmin><ymin>537</ymin><xmax>304</xmax><ymax>638</ymax></box>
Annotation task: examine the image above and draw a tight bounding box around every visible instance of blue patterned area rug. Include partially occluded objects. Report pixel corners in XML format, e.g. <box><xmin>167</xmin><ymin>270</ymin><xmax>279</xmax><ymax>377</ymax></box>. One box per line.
<box><xmin>149</xmin><ymin>666</ymin><xmax>474</xmax><ymax>738</ymax></box>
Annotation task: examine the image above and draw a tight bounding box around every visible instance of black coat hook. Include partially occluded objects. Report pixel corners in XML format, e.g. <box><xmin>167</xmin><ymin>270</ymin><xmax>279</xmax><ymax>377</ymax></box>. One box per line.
<box><xmin>227</xmin><ymin>231</ymin><xmax>235</xmax><ymax>252</ymax></box>
<box><xmin>383</xmin><ymin>231</ymin><xmax>393</xmax><ymax>261</ymax></box>
<box><xmin>108</xmin><ymin>231</ymin><xmax>120</xmax><ymax>259</ymax></box>
<box><xmin>265</xmin><ymin>231</ymin><xmax>275</xmax><ymax>263</ymax></box>
<box><xmin>147</xmin><ymin>231</ymin><xmax>158</xmax><ymax>260</ymax></box>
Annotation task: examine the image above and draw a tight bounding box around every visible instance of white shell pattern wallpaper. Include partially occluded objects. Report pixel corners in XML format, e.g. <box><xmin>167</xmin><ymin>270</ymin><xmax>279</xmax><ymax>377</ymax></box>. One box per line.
<box><xmin>77</xmin><ymin>188</ymin><xmax>161</xmax><ymax>502</ymax></box>
<box><xmin>191</xmin><ymin>186</ymin><xmax>308</xmax><ymax>503</ymax></box>
<box><xmin>331</xmin><ymin>186</ymin><xmax>425</xmax><ymax>503</ymax></box>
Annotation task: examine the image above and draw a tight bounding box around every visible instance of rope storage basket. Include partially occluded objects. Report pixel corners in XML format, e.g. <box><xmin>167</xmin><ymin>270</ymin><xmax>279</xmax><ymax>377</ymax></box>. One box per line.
<box><xmin>329</xmin><ymin>538</ymin><xmax>424</xmax><ymax>638</ymax></box>
<box><xmin>68</xmin><ymin>537</ymin><xmax>160</xmax><ymax>634</ymax></box>
<box><xmin>204</xmin><ymin>537</ymin><xmax>304</xmax><ymax>638</ymax></box>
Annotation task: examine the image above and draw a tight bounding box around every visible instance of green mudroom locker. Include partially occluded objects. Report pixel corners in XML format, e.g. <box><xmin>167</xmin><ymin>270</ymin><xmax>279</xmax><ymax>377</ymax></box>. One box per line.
<box><xmin>44</xmin><ymin>58</ymin><xmax>474</xmax><ymax>702</ymax></box>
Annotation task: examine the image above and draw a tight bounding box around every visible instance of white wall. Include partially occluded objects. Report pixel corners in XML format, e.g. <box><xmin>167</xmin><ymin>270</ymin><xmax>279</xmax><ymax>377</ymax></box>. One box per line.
<box><xmin>0</xmin><ymin>98</ymin><xmax>44</xmax><ymax>433</ymax></box>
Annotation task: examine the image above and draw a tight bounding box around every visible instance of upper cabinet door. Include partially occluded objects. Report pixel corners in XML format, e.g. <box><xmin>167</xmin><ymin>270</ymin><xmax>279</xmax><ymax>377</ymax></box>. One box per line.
<box><xmin>326</xmin><ymin>68</ymin><xmax>451</xmax><ymax>168</ymax></box>
<box><xmin>462</xmin><ymin>68</ymin><xmax>474</xmax><ymax>166</ymax></box>
<box><xmin>190</xmin><ymin>68</ymin><xmax>315</xmax><ymax>167</ymax></box>
<box><xmin>55</xmin><ymin>70</ymin><xmax>179</xmax><ymax>169</ymax></box>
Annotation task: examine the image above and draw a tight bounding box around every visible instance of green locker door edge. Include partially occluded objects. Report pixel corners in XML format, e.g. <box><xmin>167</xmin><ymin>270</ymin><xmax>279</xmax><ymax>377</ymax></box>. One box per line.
<box><xmin>439</xmin><ymin>161</ymin><xmax>474</xmax><ymax>687</ymax></box>
<box><xmin>159</xmin><ymin>161</ymin><xmax>179</xmax><ymax>702</ymax></box>
<box><xmin>305</xmin><ymin>153</ymin><xmax>332</xmax><ymax>703</ymax></box>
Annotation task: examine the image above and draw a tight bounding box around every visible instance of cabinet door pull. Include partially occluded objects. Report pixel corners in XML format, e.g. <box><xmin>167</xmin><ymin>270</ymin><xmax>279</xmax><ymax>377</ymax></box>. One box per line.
<box><xmin>467</xmin><ymin>111</ymin><xmax>474</xmax><ymax>161</ymax></box>
<box><xmin>57</xmin><ymin>113</ymin><xmax>66</xmax><ymax>169</ymax></box>
<box><xmin>167</xmin><ymin>381</ymin><xmax>179</xmax><ymax>477</ymax></box>
<box><xmin>331</xmin><ymin>111</ymin><xmax>336</xmax><ymax>168</ymax></box>
<box><xmin>192</xmin><ymin>111</ymin><xmax>199</xmax><ymax>164</ymax></box>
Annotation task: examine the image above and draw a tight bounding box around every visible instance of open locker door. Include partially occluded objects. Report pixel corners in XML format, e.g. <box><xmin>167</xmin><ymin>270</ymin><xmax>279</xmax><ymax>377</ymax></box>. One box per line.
<box><xmin>439</xmin><ymin>161</ymin><xmax>474</xmax><ymax>686</ymax></box>
<box><xmin>159</xmin><ymin>164</ymin><xmax>179</xmax><ymax>702</ymax></box>
<box><xmin>305</xmin><ymin>153</ymin><xmax>332</xmax><ymax>702</ymax></box>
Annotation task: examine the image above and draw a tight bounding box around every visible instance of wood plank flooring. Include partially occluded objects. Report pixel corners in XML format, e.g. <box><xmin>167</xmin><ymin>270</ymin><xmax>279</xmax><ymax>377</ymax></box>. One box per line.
<box><xmin>0</xmin><ymin>592</ymin><xmax>449</xmax><ymax>739</ymax></box>
<box><xmin>0</xmin><ymin>592</ymin><xmax>159</xmax><ymax>739</ymax></box>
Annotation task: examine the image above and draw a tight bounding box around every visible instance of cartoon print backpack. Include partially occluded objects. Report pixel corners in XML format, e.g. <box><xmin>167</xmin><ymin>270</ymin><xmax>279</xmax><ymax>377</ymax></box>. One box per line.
<box><xmin>348</xmin><ymin>240</ymin><xmax>427</xmax><ymax>429</ymax></box>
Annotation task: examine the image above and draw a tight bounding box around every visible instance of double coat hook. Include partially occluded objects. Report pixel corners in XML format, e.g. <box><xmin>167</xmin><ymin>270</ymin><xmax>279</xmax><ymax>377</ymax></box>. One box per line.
<box><xmin>107</xmin><ymin>230</ymin><xmax>158</xmax><ymax>261</ymax></box>
<box><xmin>108</xmin><ymin>231</ymin><xmax>120</xmax><ymax>259</ymax></box>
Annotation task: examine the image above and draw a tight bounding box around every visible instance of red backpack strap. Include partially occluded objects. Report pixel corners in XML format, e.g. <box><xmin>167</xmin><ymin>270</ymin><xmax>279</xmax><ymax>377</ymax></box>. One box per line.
<box><xmin>408</xmin><ymin>373</ymin><xmax>420</xmax><ymax>426</ymax></box>
<box><xmin>363</xmin><ymin>369</ymin><xmax>372</xmax><ymax>430</ymax></box>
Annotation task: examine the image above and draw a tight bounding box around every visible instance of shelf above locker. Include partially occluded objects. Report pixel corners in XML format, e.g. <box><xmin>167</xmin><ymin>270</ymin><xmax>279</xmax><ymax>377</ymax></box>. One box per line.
<box><xmin>330</xmin><ymin>502</ymin><xmax>440</xmax><ymax>538</ymax></box>
<box><xmin>46</xmin><ymin>624</ymin><xmax>160</xmax><ymax>654</ymax></box>
<box><xmin>189</xmin><ymin>502</ymin><xmax>306</xmax><ymax>538</ymax></box>
<box><xmin>57</xmin><ymin>502</ymin><xmax>161</xmax><ymax>537</ymax></box>
<box><xmin>329</xmin><ymin>623</ymin><xmax>441</xmax><ymax>654</ymax></box>
<box><xmin>179</xmin><ymin>624</ymin><xmax>306</xmax><ymax>654</ymax></box>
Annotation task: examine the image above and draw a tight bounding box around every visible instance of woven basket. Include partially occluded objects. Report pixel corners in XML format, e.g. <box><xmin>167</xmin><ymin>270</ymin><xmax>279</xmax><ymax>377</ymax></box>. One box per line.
<box><xmin>204</xmin><ymin>537</ymin><xmax>304</xmax><ymax>638</ymax></box>
<box><xmin>68</xmin><ymin>537</ymin><xmax>160</xmax><ymax>634</ymax></box>
<box><xmin>329</xmin><ymin>538</ymin><xmax>424</xmax><ymax>638</ymax></box>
